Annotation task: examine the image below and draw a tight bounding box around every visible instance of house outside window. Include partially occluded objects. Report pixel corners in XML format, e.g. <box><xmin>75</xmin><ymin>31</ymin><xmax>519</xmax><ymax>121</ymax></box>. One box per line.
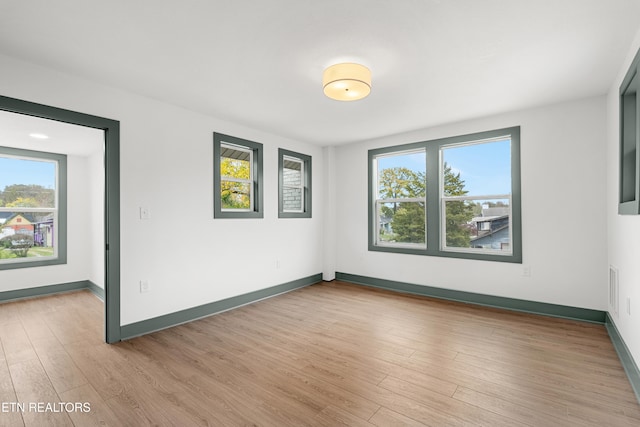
<box><xmin>278</xmin><ymin>148</ymin><xmax>312</xmax><ymax>218</ymax></box>
<box><xmin>213</xmin><ymin>133</ymin><xmax>263</xmax><ymax>219</ymax></box>
<box><xmin>369</xmin><ymin>126</ymin><xmax>521</xmax><ymax>263</ymax></box>
<box><xmin>0</xmin><ymin>146</ymin><xmax>67</xmax><ymax>270</ymax></box>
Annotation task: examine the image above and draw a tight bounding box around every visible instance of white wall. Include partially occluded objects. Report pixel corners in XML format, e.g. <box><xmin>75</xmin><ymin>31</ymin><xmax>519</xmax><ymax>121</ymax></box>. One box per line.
<box><xmin>322</xmin><ymin>145</ymin><xmax>337</xmax><ymax>281</ymax></box>
<box><xmin>333</xmin><ymin>96</ymin><xmax>608</xmax><ymax>310</ymax></box>
<box><xmin>87</xmin><ymin>149</ymin><xmax>105</xmax><ymax>288</ymax></box>
<box><xmin>0</xmin><ymin>54</ymin><xmax>324</xmax><ymax>325</ymax></box>
<box><xmin>607</xmin><ymin>28</ymin><xmax>640</xmax><ymax>369</ymax></box>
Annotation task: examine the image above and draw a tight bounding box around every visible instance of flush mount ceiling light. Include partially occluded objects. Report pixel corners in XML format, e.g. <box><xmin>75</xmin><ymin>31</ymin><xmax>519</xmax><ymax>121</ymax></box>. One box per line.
<box><xmin>323</xmin><ymin>63</ymin><xmax>371</xmax><ymax>101</ymax></box>
<box><xmin>29</xmin><ymin>133</ymin><xmax>49</xmax><ymax>139</ymax></box>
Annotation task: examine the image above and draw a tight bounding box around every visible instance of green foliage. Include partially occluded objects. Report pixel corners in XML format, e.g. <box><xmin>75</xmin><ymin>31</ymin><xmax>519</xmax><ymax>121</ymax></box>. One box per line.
<box><xmin>5</xmin><ymin>197</ymin><xmax>40</xmax><ymax>208</ymax></box>
<box><xmin>377</xmin><ymin>163</ymin><xmax>473</xmax><ymax>246</ymax></box>
<box><xmin>0</xmin><ymin>236</ymin><xmax>11</xmax><ymax>249</ymax></box>
<box><xmin>378</xmin><ymin>167</ymin><xmax>425</xmax><ymax>200</ymax></box>
<box><xmin>443</xmin><ymin>163</ymin><xmax>474</xmax><ymax>248</ymax></box>
<box><xmin>221</xmin><ymin>158</ymin><xmax>250</xmax><ymax>180</ymax></box>
<box><xmin>378</xmin><ymin>167</ymin><xmax>426</xmax><ymax>243</ymax></box>
<box><xmin>389</xmin><ymin>202</ymin><xmax>426</xmax><ymax>243</ymax></box>
<box><xmin>0</xmin><ymin>234</ymin><xmax>33</xmax><ymax>257</ymax></box>
<box><xmin>0</xmin><ymin>184</ymin><xmax>54</xmax><ymax>208</ymax></box>
<box><xmin>220</xmin><ymin>158</ymin><xmax>251</xmax><ymax>209</ymax></box>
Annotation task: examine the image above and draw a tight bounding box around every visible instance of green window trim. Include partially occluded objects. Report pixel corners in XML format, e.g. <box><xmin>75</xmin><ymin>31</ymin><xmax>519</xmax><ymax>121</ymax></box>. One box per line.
<box><xmin>0</xmin><ymin>146</ymin><xmax>67</xmax><ymax>270</ymax></box>
<box><xmin>619</xmin><ymin>46</ymin><xmax>640</xmax><ymax>214</ymax></box>
<box><xmin>368</xmin><ymin>126</ymin><xmax>522</xmax><ymax>263</ymax></box>
<box><xmin>213</xmin><ymin>132</ymin><xmax>264</xmax><ymax>219</ymax></box>
<box><xmin>278</xmin><ymin>148</ymin><xmax>312</xmax><ymax>219</ymax></box>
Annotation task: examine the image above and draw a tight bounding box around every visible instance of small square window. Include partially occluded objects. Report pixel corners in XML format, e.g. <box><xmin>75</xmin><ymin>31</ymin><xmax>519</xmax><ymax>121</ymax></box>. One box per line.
<box><xmin>214</xmin><ymin>133</ymin><xmax>263</xmax><ymax>219</ymax></box>
<box><xmin>278</xmin><ymin>149</ymin><xmax>311</xmax><ymax>218</ymax></box>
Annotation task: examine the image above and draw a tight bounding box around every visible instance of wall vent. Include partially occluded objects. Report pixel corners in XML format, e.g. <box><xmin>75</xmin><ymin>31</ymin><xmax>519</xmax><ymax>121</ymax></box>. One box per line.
<box><xmin>609</xmin><ymin>265</ymin><xmax>619</xmax><ymax>317</ymax></box>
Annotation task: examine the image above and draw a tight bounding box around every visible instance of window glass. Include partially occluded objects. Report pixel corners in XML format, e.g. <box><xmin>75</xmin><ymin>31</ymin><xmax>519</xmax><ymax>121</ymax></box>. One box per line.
<box><xmin>0</xmin><ymin>152</ymin><xmax>61</xmax><ymax>266</ymax></box>
<box><xmin>220</xmin><ymin>144</ymin><xmax>252</xmax><ymax>211</ymax></box>
<box><xmin>374</xmin><ymin>150</ymin><xmax>426</xmax><ymax>247</ymax></box>
<box><xmin>278</xmin><ymin>148</ymin><xmax>312</xmax><ymax>218</ymax></box>
<box><xmin>377</xmin><ymin>201</ymin><xmax>426</xmax><ymax>245</ymax></box>
<box><xmin>283</xmin><ymin>156</ymin><xmax>303</xmax><ymax>212</ymax></box>
<box><xmin>441</xmin><ymin>139</ymin><xmax>511</xmax><ymax>196</ymax></box>
<box><xmin>441</xmin><ymin>139</ymin><xmax>512</xmax><ymax>255</ymax></box>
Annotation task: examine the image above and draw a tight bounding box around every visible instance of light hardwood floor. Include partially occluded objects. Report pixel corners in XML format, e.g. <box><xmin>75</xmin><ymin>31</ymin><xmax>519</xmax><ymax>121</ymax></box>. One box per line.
<box><xmin>1</xmin><ymin>280</ymin><xmax>639</xmax><ymax>426</ymax></box>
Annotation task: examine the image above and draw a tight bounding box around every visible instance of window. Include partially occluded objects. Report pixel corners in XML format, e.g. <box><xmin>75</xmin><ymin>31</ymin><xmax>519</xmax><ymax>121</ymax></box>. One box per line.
<box><xmin>369</xmin><ymin>126</ymin><xmax>521</xmax><ymax>263</ymax></box>
<box><xmin>278</xmin><ymin>148</ymin><xmax>312</xmax><ymax>218</ymax></box>
<box><xmin>374</xmin><ymin>148</ymin><xmax>426</xmax><ymax>247</ymax></box>
<box><xmin>0</xmin><ymin>146</ymin><xmax>67</xmax><ymax>270</ymax></box>
<box><xmin>619</xmin><ymin>46</ymin><xmax>640</xmax><ymax>214</ymax></box>
<box><xmin>441</xmin><ymin>137</ymin><xmax>514</xmax><ymax>256</ymax></box>
<box><xmin>214</xmin><ymin>133</ymin><xmax>263</xmax><ymax>218</ymax></box>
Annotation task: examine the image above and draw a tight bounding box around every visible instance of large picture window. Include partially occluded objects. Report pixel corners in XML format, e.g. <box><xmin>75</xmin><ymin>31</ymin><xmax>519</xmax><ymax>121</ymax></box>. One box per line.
<box><xmin>0</xmin><ymin>146</ymin><xmax>67</xmax><ymax>270</ymax></box>
<box><xmin>213</xmin><ymin>133</ymin><xmax>263</xmax><ymax>219</ymax></box>
<box><xmin>369</xmin><ymin>127</ymin><xmax>521</xmax><ymax>263</ymax></box>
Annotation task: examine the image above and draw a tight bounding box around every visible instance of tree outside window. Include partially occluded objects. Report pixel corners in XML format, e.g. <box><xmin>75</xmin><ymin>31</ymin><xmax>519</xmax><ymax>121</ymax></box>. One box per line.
<box><xmin>0</xmin><ymin>147</ymin><xmax>67</xmax><ymax>269</ymax></box>
<box><xmin>369</xmin><ymin>126</ymin><xmax>521</xmax><ymax>263</ymax></box>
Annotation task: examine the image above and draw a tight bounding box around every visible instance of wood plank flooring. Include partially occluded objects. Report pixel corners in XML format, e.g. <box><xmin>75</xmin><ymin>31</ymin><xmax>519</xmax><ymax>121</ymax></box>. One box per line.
<box><xmin>1</xmin><ymin>280</ymin><xmax>639</xmax><ymax>426</ymax></box>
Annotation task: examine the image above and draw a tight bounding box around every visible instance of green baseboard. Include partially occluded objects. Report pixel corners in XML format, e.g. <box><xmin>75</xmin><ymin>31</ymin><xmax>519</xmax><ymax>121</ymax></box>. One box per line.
<box><xmin>120</xmin><ymin>273</ymin><xmax>322</xmax><ymax>340</ymax></box>
<box><xmin>86</xmin><ymin>281</ymin><xmax>105</xmax><ymax>300</ymax></box>
<box><xmin>335</xmin><ymin>272</ymin><xmax>606</xmax><ymax>323</ymax></box>
<box><xmin>0</xmin><ymin>280</ymin><xmax>102</xmax><ymax>302</ymax></box>
<box><xmin>606</xmin><ymin>314</ymin><xmax>640</xmax><ymax>403</ymax></box>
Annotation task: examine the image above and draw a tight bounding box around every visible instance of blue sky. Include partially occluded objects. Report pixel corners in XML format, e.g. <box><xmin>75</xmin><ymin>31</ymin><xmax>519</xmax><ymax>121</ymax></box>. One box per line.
<box><xmin>0</xmin><ymin>157</ymin><xmax>56</xmax><ymax>190</ymax></box>
<box><xmin>378</xmin><ymin>151</ymin><xmax>426</xmax><ymax>174</ymax></box>
<box><xmin>377</xmin><ymin>138</ymin><xmax>511</xmax><ymax>195</ymax></box>
<box><xmin>443</xmin><ymin>139</ymin><xmax>511</xmax><ymax>195</ymax></box>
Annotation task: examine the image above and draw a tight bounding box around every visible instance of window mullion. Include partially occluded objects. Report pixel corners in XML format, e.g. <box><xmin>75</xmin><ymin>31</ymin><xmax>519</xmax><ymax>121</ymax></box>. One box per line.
<box><xmin>378</xmin><ymin>197</ymin><xmax>425</xmax><ymax>204</ymax></box>
<box><xmin>426</xmin><ymin>143</ymin><xmax>440</xmax><ymax>251</ymax></box>
<box><xmin>221</xmin><ymin>177</ymin><xmax>252</xmax><ymax>184</ymax></box>
<box><xmin>442</xmin><ymin>194</ymin><xmax>511</xmax><ymax>202</ymax></box>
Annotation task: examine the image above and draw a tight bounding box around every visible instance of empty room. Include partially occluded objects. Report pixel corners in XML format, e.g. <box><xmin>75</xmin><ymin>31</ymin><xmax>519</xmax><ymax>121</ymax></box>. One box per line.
<box><xmin>1</xmin><ymin>1</ymin><xmax>640</xmax><ymax>425</ymax></box>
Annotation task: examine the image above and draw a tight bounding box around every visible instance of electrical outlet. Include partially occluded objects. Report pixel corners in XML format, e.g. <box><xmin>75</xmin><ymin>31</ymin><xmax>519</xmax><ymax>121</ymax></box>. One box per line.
<box><xmin>140</xmin><ymin>280</ymin><xmax>150</xmax><ymax>293</ymax></box>
<box><xmin>140</xmin><ymin>207</ymin><xmax>150</xmax><ymax>220</ymax></box>
<box><xmin>523</xmin><ymin>266</ymin><xmax>531</xmax><ymax>277</ymax></box>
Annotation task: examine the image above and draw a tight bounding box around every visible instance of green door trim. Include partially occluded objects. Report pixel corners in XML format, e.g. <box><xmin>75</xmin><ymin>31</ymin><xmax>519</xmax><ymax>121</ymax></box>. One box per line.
<box><xmin>0</xmin><ymin>95</ymin><xmax>121</xmax><ymax>343</ymax></box>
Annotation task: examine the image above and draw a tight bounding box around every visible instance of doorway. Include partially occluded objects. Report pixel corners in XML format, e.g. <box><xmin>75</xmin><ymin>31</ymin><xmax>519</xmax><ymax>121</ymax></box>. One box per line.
<box><xmin>0</xmin><ymin>95</ymin><xmax>120</xmax><ymax>343</ymax></box>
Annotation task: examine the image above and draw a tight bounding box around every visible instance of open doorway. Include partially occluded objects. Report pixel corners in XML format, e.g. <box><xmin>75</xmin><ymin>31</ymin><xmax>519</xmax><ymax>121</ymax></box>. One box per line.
<box><xmin>0</xmin><ymin>95</ymin><xmax>120</xmax><ymax>343</ymax></box>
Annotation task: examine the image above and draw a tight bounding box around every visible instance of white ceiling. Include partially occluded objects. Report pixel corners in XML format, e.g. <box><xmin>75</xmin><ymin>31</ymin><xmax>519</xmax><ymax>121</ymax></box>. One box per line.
<box><xmin>1</xmin><ymin>0</ymin><xmax>639</xmax><ymax>146</ymax></box>
<box><xmin>0</xmin><ymin>110</ymin><xmax>103</xmax><ymax>157</ymax></box>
